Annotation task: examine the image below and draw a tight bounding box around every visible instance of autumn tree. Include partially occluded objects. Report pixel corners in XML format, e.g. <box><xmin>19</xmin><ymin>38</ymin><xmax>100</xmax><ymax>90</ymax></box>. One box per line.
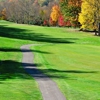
<box><xmin>0</xmin><ymin>0</ymin><xmax>59</xmax><ymax>26</ymax></box>
<box><xmin>60</xmin><ymin>0</ymin><xmax>81</xmax><ymax>27</ymax></box>
<box><xmin>0</xmin><ymin>1</ymin><xmax>7</xmax><ymax>20</ymax></box>
<box><xmin>50</xmin><ymin>5</ymin><xmax>60</xmax><ymax>25</ymax></box>
<box><xmin>79</xmin><ymin>0</ymin><xmax>100</xmax><ymax>35</ymax></box>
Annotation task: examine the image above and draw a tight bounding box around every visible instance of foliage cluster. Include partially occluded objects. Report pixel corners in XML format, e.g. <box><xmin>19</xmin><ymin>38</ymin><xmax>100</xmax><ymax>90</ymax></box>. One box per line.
<box><xmin>0</xmin><ymin>0</ymin><xmax>59</xmax><ymax>26</ymax></box>
<box><xmin>60</xmin><ymin>0</ymin><xmax>81</xmax><ymax>27</ymax></box>
<box><xmin>0</xmin><ymin>0</ymin><xmax>82</xmax><ymax>27</ymax></box>
<box><xmin>79</xmin><ymin>0</ymin><xmax>100</xmax><ymax>31</ymax></box>
<box><xmin>0</xmin><ymin>0</ymin><xmax>100</xmax><ymax>31</ymax></box>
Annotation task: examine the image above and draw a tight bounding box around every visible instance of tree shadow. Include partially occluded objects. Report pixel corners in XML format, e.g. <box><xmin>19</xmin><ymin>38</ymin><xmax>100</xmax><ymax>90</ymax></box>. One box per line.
<box><xmin>0</xmin><ymin>25</ymin><xmax>78</xmax><ymax>44</ymax></box>
<box><xmin>41</xmin><ymin>69</ymin><xmax>98</xmax><ymax>74</ymax></box>
<box><xmin>0</xmin><ymin>47</ymin><xmax>51</xmax><ymax>54</ymax></box>
<box><xmin>0</xmin><ymin>60</ymin><xmax>42</xmax><ymax>81</ymax></box>
<box><xmin>0</xmin><ymin>60</ymin><xmax>98</xmax><ymax>81</ymax></box>
<box><xmin>0</xmin><ymin>60</ymin><xmax>67</xmax><ymax>81</ymax></box>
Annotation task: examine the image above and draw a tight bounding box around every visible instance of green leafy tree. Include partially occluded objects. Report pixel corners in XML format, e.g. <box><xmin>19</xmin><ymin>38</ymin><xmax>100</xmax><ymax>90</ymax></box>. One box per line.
<box><xmin>60</xmin><ymin>0</ymin><xmax>81</xmax><ymax>27</ymax></box>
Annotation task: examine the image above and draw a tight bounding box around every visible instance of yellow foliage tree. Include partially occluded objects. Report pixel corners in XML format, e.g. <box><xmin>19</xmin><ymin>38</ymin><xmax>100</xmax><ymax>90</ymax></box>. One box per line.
<box><xmin>50</xmin><ymin>5</ymin><xmax>60</xmax><ymax>23</ymax></box>
<box><xmin>79</xmin><ymin>0</ymin><xmax>100</xmax><ymax>30</ymax></box>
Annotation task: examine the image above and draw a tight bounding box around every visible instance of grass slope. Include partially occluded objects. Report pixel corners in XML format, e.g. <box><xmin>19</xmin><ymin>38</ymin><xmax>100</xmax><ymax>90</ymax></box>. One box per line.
<box><xmin>0</xmin><ymin>20</ymin><xmax>100</xmax><ymax>100</ymax></box>
<box><xmin>0</xmin><ymin>20</ymin><xmax>42</xmax><ymax>100</ymax></box>
<box><xmin>31</xmin><ymin>28</ymin><xmax>100</xmax><ymax>100</ymax></box>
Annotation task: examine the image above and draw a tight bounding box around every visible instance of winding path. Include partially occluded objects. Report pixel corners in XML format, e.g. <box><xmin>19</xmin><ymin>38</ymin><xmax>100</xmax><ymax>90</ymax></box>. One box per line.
<box><xmin>20</xmin><ymin>44</ymin><xmax>66</xmax><ymax>100</ymax></box>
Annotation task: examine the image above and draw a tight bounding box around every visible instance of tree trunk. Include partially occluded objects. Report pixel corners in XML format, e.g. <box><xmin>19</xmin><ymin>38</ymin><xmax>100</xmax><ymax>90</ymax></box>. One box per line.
<box><xmin>98</xmin><ymin>23</ymin><xmax>100</xmax><ymax>36</ymax></box>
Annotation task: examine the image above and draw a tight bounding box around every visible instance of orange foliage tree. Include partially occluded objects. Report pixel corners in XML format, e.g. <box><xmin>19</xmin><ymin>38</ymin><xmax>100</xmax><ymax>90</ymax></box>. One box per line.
<box><xmin>50</xmin><ymin>5</ymin><xmax>60</xmax><ymax>25</ymax></box>
<box><xmin>0</xmin><ymin>8</ymin><xmax>6</xmax><ymax>20</ymax></box>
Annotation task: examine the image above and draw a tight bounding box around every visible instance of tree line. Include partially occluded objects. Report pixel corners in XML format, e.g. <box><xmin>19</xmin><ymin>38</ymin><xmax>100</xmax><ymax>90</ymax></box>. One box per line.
<box><xmin>0</xmin><ymin>0</ymin><xmax>81</xmax><ymax>27</ymax></box>
<box><xmin>0</xmin><ymin>0</ymin><xmax>100</xmax><ymax>35</ymax></box>
<box><xmin>0</xmin><ymin>0</ymin><xmax>60</xmax><ymax>26</ymax></box>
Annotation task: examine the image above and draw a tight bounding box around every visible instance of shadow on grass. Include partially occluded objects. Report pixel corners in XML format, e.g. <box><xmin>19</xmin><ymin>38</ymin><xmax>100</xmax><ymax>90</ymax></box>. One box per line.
<box><xmin>0</xmin><ymin>60</ymin><xmax>98</xmax><ymax>81</ymax></box>
<box><xmin>0</xmin><ymin>60</ymin><xmax>42</xmax><ymax>80</ymax></box>
<box><xmin>41</xmin><ymin>69</ymin><xmax>98</xmax><ymax>74</ymax></box>
<box><xmin>0</xmin><ymin>47</ymin><xmax>51</xmax><ymax>54</ymax></box>
<box><xmin>0</xmin><ymin>25</ymin><xmax>78</xmax><ymax>44</ymax></box>
<box><xmin>0</xmin><ymin>25</ymin><xmax>95</xmax><ymax>81</ymax></box>
<box><xmin>0</xmin><ymin>60</ymin><xmax>67</xmax><ymax>81</ymax></box>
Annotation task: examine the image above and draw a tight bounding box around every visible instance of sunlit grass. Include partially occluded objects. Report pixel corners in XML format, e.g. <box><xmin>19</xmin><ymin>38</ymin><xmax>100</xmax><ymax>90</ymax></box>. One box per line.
<box><xmin>32</xmin><ymin>28</ymin><xmax>100</xmax><ymax>100</ymax></box>
<box><xmin>0</xmin><ymin>20</ymin><xmax>100</xmax><ymax>100</ymax></box>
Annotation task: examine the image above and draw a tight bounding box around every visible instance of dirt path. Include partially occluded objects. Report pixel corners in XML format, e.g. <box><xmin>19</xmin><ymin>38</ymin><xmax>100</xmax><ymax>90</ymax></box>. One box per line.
<box><xmin>20</xmin><ymin>44</ymin><xmax>66</xmax><ymax>100</ymax></box>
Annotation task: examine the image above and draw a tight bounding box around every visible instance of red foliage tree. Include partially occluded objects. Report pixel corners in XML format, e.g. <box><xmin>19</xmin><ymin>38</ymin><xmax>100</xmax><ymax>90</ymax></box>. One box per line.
<box><xmin>43</xmin><ymin>20</ymin><xmax>48</xmax><ymax>26</ymax></box>
<box><xmin>58</xmin><ymin>15</ymin><xmax>65</xmax><ymax>26</ymax></box>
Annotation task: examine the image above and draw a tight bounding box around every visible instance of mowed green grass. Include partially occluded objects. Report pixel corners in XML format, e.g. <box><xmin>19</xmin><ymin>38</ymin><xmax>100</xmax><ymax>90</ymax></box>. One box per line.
<box><xmin>31</xmin><ymin>28</ymin><xmax>100</xmax><ymax>99</ymax></box>
<box><xmin>0</xmin><ymin>21</ymin><xmax>43</xmax><ymax>100</ymax></box>
<box><xmin>0</xmin><ymin>20</ymin><xmax>100</xmax><ymax>100</ymax></box>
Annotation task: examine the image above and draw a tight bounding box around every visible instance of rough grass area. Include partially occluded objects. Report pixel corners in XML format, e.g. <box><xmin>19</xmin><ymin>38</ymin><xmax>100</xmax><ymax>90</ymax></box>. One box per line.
<box><xmin>0</xmin><ymin>20</ymin><xmax>100</xmax><ymax>100</ymax></box>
